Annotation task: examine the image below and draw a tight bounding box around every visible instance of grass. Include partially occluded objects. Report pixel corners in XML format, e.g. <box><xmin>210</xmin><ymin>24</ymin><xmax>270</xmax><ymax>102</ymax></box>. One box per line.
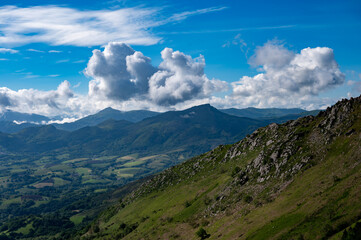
<box><xmin>16</xmin><ymin>222</ymin><xmax>33</xmax><ymax>235</ymax></box>
<box><xmin>118</xmin><ymin>173</ymin><xmax>134</xmax><ymax>178</ymax></box>
<box><xmin>76</xmin><ymin>167</ymin><xmax>92</xmax><ymax>175</ymax></box>
<box><xmin>122</xmin><ymin>160</ymin><xmax>145</xmax><ymax>167</ymax></box>
<box><xmin>70</xmin><ymin>215</ymin><xmax>85</xmax><ymax>225</ymax></box>
<box><xmin>94</xmin><ymin>189</ymin><xmax>107</xmax><ymax>193</ymax></box>
<box><xmin>53</xmin><ymin>177</ymin><xmax>70</xmax><ymax>187</ymax></box>
<box><xmin>85</xmin><ymin>108</ymin><xmax>361</xmax><ymax>240</ymax></box>
<box><xmin>94</xmin><ymin>156</ymin><xmax>118</xmax><ymax>161</ymax></box>
<box><xmin>63</xmin><ymin>158</ymin><xmax>89</xmax><ymax>163</ymax></box>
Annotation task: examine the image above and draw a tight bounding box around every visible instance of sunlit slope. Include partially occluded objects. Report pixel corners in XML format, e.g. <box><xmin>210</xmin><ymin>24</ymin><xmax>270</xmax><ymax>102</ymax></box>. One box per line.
<box><xmin>83</xmin><ymin>96</ymin><xmax>361</xmax><ymax>240</ymax></box>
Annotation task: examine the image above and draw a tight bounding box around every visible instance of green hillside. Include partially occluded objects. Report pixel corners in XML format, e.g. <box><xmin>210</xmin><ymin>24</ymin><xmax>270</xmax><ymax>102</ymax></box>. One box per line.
<box><xmin>82</xmin><ymin>96</ymin><xmax>361</xmax><ymax>240</ymax></box>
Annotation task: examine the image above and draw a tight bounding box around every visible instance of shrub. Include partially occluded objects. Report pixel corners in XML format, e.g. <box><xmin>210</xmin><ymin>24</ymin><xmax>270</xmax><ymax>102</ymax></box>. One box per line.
<box><xmin>196</xmin><ymin>227</ymin><xmax>210</xmax><ymax>239</ymax></box>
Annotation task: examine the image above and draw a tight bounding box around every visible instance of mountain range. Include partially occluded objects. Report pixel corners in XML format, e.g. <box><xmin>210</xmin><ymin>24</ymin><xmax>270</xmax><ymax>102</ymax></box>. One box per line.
<box><xmin>0</xmin><ymin>105</ymin><xmax>322</xmax><ymax>158</ymax></box>
<box><xmin>0</xmin><ymin>105</ymin><xmax>264</xmax><ymax>157</ymax></box>
<box><xmin>0</xmin><ymin>106</ymin><xmax>319</xmax><ymax>134</ymax></box>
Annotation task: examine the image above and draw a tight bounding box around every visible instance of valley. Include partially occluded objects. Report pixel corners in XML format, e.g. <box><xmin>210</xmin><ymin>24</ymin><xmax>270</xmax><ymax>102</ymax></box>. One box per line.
<box><xmin>0</xmin><ymin>104</ymin><xmax>319</xmax><ymax>239</ymax></box>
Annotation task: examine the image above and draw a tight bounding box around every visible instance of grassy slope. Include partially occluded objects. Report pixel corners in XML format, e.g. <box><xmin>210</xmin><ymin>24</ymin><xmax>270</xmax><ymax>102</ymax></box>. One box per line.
<box><xmin>81</xmin><ymin>97</ymin><xmax>361</xmax><ymax>240</ymax></box>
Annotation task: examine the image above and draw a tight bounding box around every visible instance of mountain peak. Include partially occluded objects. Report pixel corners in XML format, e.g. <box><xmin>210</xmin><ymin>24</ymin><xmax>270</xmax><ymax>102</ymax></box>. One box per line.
<box><xmin>98</xmin><ymin>107</ymin><xmax>121</xmax><ymax>114</ymax></box>
<box><xmin>185</xmin><ymin>103</ymin><xmax>216</xmax><ymax>112</ymax></box>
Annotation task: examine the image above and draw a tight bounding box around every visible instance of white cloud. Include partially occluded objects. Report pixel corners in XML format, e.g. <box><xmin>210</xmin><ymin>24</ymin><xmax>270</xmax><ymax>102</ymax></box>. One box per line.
<box><xmin>222</xmin><ymin>34</ymin><xmax>249</xmax><ymax>57</ymax></box>
<box><xmin>73</xmin><ymin>60</ymin><xmax>86</xmax><ymax>63</ymax></box>
<box><xmin>0</xmin><ymin>48</ymin><xmax>18</xmax><ymax>54</ymax></box>
<box><xmin>165</xmin><ymin>6</ymin><xmax>227</xmax><ymax>22</ymax></box>
<box><xmin>149</xmin><ymin>48</ymin><xmax>228</xmax><ymax>105</ymax></box>
<box><xmin>86</xmin><ymin>42</ymin><xmax>156</xmax><ymax>101</ymax></box>
<box><xmin>73</xmin><ymin>82</ymin><xmax>81</xmax><ymax>88</ymax></box>
<box><xmin>86</xmin><ymin>43</ymin><xmax>228</xmax><ymax>105</ymax></box>
<box><xmin>0</xmin><ymin>5</ymin><xmax>226</xmax><ymax>47</ymax></box>
<box><xmin>0</xmin><ymin>80</ymin><xmax>79</xmax><ymax>116</ymax></box>
<box><xmin>27</xmin><ymin>49</ymin><xmax>45</xmax><ymax>53</ymax></box>
<box><xmin>56</xmin><ymin>59</ymin><xmax>70</xmax><ymax>64</ymax></box>
<box><xmin>0</xmin><ymin>42</ymin><xmax>349</xmax><ymax>118</ymax></box>
<box><xmin>48</xmin><ymin>50</ymin><xmax>62</xmax><ymax>53</ymax></box>
<box><xmin>231</xmin><ymin>42</ymin><xmax>345</xmax><ymax>108</ymax></box>
<box><xmin>44</xmin><ymin>117</ymin><xmax>80</xmax><ymax>124</ymax></box>
<box><xmin>0</xmin><ymin>58</ymin><xmax>8</xmax><ymax>61</ymax></box>
<box><xmin>248</xmin><ymin>41</ymin><xmax>294</xmax><ymax>69</ymax></box>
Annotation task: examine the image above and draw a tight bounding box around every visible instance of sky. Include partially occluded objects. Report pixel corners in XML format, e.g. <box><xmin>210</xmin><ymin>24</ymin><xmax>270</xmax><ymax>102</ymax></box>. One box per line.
<box><xmin>0</xmin><ymin>0</ymin><xmax>360</xmax><ymax>119</ymax></box>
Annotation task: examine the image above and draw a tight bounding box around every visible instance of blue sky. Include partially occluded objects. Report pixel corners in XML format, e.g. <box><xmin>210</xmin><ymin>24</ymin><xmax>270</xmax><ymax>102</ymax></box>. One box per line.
<box><xmin>0</xmin><ymin>0</ymin><xmax>360</xmax><ymax>118</ymax></box>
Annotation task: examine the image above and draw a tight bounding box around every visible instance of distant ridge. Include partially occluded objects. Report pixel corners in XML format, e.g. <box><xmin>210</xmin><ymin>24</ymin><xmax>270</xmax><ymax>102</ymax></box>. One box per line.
<box><xmin>220</xmin><ymin>107</ymin><xmax>307</xmax><ymax>118</ymax></box>
<box><xmin>0</xmin><ymin>109</ymin><xmax>50</xmax><ymax>122</ymax></box>
<box><xmin>52</xmin><ymin>107</ymin><xmax>159</xmax><ymax>131</ymax></box>
<box><xmin>0</xmin><ymin>106</ymin><xmax>320</xmax><ymax>133</ymax></box>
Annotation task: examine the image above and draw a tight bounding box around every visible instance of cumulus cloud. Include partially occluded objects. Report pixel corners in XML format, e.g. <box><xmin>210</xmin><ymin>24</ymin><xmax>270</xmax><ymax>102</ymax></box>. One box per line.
<box><xmin>231</xmin><ymin>42</ymin><xmax>345</xmax><ymax>107</ymax></box>
<box><xmin>86</xmin><ymin>43</ymin><xmax>227</xmax><ymax>105</ymax></box>
<box><xmin>0</xmin><ymin>81</ymin><xmax>78</xmax><ymax>116</ymax></box>
<box><xmin>0</xmin><ymin>42</ymin><xmax>349</xmax><ymax>118</ymax></box>
<box><xmin>86</xmin><ymin>42</ymin><xmax>156</xmax><ymax>100</ymax></box>
<box><xmin>0</xmin><ymin>5</ymin><xmax>226</xmax><ymax>47</ymax></box>
<box><xmin>149</xmin><ymin>48</ymin><xmax>228</xmax><ymax>105</ymax></box>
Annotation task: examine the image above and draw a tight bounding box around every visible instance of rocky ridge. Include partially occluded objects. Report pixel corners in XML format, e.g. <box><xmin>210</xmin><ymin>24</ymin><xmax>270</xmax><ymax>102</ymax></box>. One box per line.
<box><xmin>85</xmin><ymin>95</ymin><xmax>361</xmax><ymax>240</ymax></box>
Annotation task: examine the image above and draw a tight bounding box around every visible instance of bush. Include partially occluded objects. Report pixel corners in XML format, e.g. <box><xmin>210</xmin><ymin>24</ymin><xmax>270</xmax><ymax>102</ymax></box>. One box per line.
<box><xmin>196</xmin><ymin>227</ymin><xmax>210</xmax><ymax>239</ymax></box>
<box><xmin>184</xmin><ymin>200</ymin><xmax>192</xmax><ymax>208</ymax></box>
<box><xmin>341</xmin><ymin>222</ymin><xmax>361</xmax><ymax>240</ymax></box>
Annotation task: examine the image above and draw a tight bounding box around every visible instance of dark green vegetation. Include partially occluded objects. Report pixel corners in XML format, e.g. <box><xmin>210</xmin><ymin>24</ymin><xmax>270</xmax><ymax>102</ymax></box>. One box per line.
<box><xmin>0</xmin><ymin>105</ymin><xmax>266</xmax><ymax>156</ymax></box>
<box><xmin>82</xmin><ymin>96</ymin><xmax>361</xmax><ymax>240</ymax></box>
<box><xmin>0</xmin><ymin>104</ymin><xmax>324</xmax><ymax>239</ymax></box>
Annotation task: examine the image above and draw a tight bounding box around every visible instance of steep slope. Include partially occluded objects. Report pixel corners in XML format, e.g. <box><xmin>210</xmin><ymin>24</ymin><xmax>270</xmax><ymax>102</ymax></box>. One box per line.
<box><xmin>84</xmin><ymin>96</ymin><xmax>361</xmax><ymax>240</ymax></box>
<box><xmin>53</xmin><ymin>108</ymin><xmax>159</xmax><ymax>131</ymax></box>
